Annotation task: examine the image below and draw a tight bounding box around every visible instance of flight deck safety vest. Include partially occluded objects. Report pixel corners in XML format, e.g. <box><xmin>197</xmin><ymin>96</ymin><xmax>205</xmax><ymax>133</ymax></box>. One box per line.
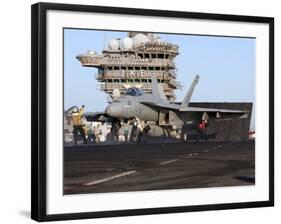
<box><xmin>71</xmin><ymin>108</ymin><xmax>84</xmax><ymax>126</ymax></box>
<box><xmin>198</xmin><ymin>121</ymin><xmax>206</xmax><ymax>129</ymax></box>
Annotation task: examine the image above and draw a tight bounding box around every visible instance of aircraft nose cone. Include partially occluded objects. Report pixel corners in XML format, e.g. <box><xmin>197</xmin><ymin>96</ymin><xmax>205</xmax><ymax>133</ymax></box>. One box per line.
<box><xmin>105</xmin><ymin>103</ymin><xmax>123</xmax><ymax>118</ymax></box>
<box><xmin>105</xmin><ymin>105</ymin><xmax>114</xmax><ymax>117</ymax></box>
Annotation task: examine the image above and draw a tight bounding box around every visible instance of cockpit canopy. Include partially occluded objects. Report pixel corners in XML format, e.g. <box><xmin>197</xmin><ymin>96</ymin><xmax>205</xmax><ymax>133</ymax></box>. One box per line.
<box><xmin>125</xmin><ymin>87</ymin><xmax>144</xmax><ymax>96</ymax></box>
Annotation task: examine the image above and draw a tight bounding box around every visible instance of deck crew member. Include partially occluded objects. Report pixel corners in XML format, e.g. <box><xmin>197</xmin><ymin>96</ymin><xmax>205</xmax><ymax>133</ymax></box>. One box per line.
<box><xmin>72</xmin><ymin>105</ymin><xmax>87</xmax><ymax>144</ymax></box>
<box><xmin>198</xmin><ymin>120</ymin><xmax>207</xmax><ymax>141</ymax></box>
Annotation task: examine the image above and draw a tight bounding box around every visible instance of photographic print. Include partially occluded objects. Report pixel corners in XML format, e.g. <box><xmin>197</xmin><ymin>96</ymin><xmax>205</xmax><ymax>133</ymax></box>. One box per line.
<box><xmin>63</xmin><ymin>29</ymin><xmax>255</xmax><ymax>195</ymax></box>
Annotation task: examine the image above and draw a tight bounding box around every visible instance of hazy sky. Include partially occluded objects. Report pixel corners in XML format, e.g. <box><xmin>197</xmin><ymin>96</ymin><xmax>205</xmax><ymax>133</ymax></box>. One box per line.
<box><xmin>64</xmin><ymin>29</ymin><xmax>255</xmax><ymax>128</ymax></box>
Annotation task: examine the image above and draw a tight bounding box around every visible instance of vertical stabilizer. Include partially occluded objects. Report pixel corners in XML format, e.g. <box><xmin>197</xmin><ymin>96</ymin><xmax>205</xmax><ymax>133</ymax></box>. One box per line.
<box><xmin>180</xmin><ymin>75</ymin><xmax>200</xmax><ymax>108</ymax></box>
<box><xmin>151</xmin><ymin>76</ymin><xmax>167</xmax><ymax>101</ymax></box>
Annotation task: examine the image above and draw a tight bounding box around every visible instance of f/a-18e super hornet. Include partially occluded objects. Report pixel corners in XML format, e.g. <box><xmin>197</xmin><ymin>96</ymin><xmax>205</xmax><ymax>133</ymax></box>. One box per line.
<box><xmin>85</xmin><ymin>75</ymin><xmax>249</xmax><ymax>140</ymax></box>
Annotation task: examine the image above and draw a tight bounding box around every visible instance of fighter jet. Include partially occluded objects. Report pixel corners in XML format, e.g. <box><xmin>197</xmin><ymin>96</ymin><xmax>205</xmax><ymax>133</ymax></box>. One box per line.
<box><xmin>85</xmin><ymin>75</ymin><xmax>249</xmax><ymax>139</ymax></box>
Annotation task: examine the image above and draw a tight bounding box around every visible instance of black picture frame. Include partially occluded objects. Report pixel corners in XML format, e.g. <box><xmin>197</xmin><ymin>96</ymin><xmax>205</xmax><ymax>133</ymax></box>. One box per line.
<box><xmin>31</xmin><ymin>2</ymin><xmax>274</xmax><ymax>222</ymax></box>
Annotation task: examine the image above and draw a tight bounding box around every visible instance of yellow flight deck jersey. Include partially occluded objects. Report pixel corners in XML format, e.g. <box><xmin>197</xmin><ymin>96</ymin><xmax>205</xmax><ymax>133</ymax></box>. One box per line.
<box><xmin>71</xmin><ymin>107</ymin><xmax>84</xmax><ymax>126</ymax></box>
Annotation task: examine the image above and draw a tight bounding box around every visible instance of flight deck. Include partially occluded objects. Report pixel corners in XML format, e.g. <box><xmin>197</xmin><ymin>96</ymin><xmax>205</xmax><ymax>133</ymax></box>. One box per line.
<box><xmin>64</xmin><ymin>141</ymin><xmax>255</xmax><ymax>195</ymax></box>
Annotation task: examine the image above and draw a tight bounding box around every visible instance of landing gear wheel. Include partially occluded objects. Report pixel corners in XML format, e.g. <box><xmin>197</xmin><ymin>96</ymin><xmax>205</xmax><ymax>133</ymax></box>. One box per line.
<box><xmin>181</xmin><ymin>132</ymin><xmax>188</xmax><ymax>142</ymax></box>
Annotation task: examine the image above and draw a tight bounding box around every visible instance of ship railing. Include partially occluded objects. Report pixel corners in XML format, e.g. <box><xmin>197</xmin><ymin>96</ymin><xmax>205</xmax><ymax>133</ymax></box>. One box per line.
<box><xmin>100</xmin><ymin>71</ymin><xmax>174</xmax><ymax>78</ymax></box>
<box><xmin>105</xmin><ymin>58</ymin><xmax>175</xmax><ymax>67</ymax></box>
<box><xmin>76</xmin><ymin>54</ymin><xmax>104</xmax><ymax>66</ymax></box>
<box><xmin>77</xmin><ymin>54</ymin><xmax>176</xmax><ymax>67</ymax></box>
<box><xmin>99</xmin><ymin>82</ymin><xmax>176</xmax><ymax>92</ymax></box>
<box><xmin>137</xmin><ymin>42</ymin><xmax>179</xmax><ymax>53</ymax></box>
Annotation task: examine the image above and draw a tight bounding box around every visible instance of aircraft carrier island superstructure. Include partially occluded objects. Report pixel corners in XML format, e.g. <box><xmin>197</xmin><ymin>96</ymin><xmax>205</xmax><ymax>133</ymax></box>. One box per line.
<box><xmin>76</xmin><ymin>32</ymin><xmax>180</xmax><ymax>101</ymax></box>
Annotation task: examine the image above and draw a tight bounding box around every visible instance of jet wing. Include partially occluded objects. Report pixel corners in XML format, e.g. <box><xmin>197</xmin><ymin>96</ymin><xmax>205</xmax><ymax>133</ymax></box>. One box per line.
<box><xmin>179</xmin><ymin>106</ymin><xmax>246</xmax><ymax>113</ymax></box>
<box><xmin>141</xmin><ymin>102</ymin><xmax>247</xmax><ymax>114</ymax></box>
<box><xmin>140</xmin><ymin>102</ymin><xmax>179</xmax><ymax>110</ymax></box>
